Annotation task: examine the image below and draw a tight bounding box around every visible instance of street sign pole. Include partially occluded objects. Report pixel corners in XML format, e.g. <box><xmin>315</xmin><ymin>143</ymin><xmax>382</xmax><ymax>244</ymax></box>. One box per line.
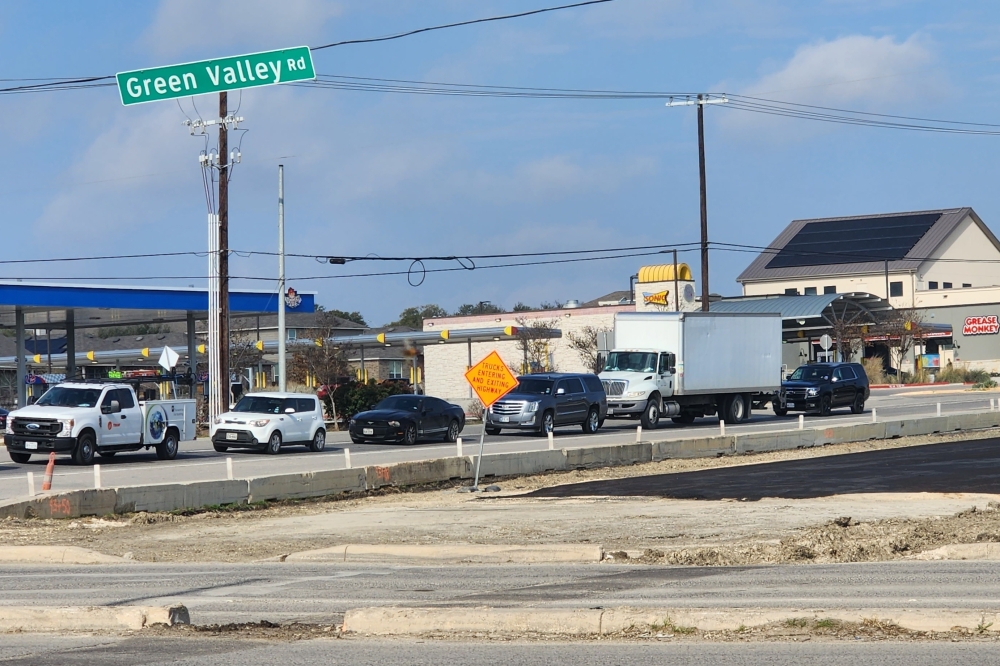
<box><xmin>472</xmin><ymin>402</ymin><xmax>487</xmax><ymax>489</ymax></box>
<box><xmin>462</xmin><ymin>351</ymin><xmax>519</xmax><ymax>492</ymax></box>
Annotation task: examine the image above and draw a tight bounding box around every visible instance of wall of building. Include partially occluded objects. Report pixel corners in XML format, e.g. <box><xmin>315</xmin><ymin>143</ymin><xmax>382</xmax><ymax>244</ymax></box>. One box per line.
<box><xmin>922</xmin><ymin>301</ymin><xmax>1000</xmax><ymax>372</ymax></box>
<box><xmin>742</xmin><ymin>271</ymin><xmax>914</xmax><ymax>308</ymax></box>
<box><xmin>916</xmin><ymin>215</ymin><xmax>1000</xmax><ymax>291</ymax></box>
<box><xmin>423</xmin><ymin>306</ymin><xmax>628</xmax><ymax>408</ymax></box>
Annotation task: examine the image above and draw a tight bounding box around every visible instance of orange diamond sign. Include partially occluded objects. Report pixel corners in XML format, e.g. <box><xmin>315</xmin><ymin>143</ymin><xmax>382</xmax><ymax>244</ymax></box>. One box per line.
<box><xmin>464</xmin><ymin>350</ymin><xmax>519</xmax><ymax>408</ymax></box>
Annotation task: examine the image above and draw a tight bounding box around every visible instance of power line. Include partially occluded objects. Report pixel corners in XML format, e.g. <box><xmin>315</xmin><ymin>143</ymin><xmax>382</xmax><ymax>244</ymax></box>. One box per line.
<box><xmin>309</xmin><ymin>0</ymin><xmax>613</xmax><ymax>50</ymax></box>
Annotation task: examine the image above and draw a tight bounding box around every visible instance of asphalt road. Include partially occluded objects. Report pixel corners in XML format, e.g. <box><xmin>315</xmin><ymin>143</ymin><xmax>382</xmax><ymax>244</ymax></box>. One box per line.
<box><xmin>528</xmin><ymin>436</ymin><xmax>1000</xmax><ymax>500</ymax></box>
<box><xmin>3</xmin><ymin>561</ymin><xmax>1000</xmax><ymax>625</ymax></box>
<box><xmin>0</xmin><ymin>387</ymin><xmax>996</xmax><ymax>502</ymax></box>
<box><xmin>2</xmin><ymin>636</ymin><xmax>997</xmax><ymax>666</ymax></box>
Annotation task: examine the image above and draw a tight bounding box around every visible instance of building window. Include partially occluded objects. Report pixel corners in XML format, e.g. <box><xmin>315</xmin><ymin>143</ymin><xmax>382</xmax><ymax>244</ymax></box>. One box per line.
<box><xmin>823</xmin><ymin>285</ymin><xmax>836</xmax><ymax>294</ymax></box>
<box><xmin>287</xmin><ymin>328</ymin><xmax>297</xmax><ymax>341</ymax></box>
<box><xmin>784</xmin><ymin>288</ymin><xmax>799</xmax><ymax>296</ymax></box>
<box><xmin>963</xmin><ymin>283</ymin><xmax>972</xmax><ymax>288</ymax></box>
<box><xmin>928</xmin><ymin>281</ymin><xmax>938</xmax><ymax>290</ymax></box>
<box><xmin>889</xmin><ymin>281</ymin><xmax>903</xmax><ymax>297</ymax></box>
<box><xmin>804</xmin><ymin>287</ymin><xmax>817</xmax><ymax>296</ymax></box>
<box><xmin>943</xmin><ymin>282</ymin><xmax>952</xmax><ymax>289</ymax></box>
<box><xmin>388</xmin><ymin>360</ymin><xmax>404</xmax><ymax>380</ymax></box>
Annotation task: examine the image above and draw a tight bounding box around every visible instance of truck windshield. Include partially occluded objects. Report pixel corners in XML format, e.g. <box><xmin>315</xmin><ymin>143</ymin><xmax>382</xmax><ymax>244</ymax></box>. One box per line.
<box><xmin>603</xmin><ymin>352</ymin><xmax>658</xmax><ymax>373</ymax></box>
<box><xmin>514</xmin><ymin>378</ymin><xmax>554</xmax><ymax>395</ymax></box>
<box><xmin>233</xmin><ymin>396</ymin><xmax>285</xmax><ymax>414</ymax></box>
<box><xmin>35</xmin><ymin>387</ymin><xmax>102</xmax><ymax>408</ymax></box>
<box><xmin>788</xmin><ymin>366</ymin><xmax>831</xmax><ymax>381</ymax></box>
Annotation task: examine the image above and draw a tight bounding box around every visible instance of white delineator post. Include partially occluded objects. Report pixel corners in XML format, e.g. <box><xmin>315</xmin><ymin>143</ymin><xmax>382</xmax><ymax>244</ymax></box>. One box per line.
<box><xmin>719</xmin><ymin>419</ymin><xmax>726</xmax><ymax>436</ymax></box>
<box><xmin>26</xmin><ymin>472</ymin><xmax>35</xmax><ymax>497</ymax></box>
<box><xmin>937</xmin><ymin>402</ymin><xmax>942</xmax><ymax>417</ymax></box>
<box><xmin>456</xmin><ymin>437</ymin><xmax>463</xmax><ymax>457</ymax></box>
<box><xmin>226</xmin><ymin>457</ymin><xmax>234</xmax><ymax>481</ymax></box>
<box><xmin>872</xmin><ymin>408</ymin><xmax>877</xmax><ymax>423</ymax></box>
<box><xmin>548</xmin><ymin>431</ymin><xmax>554</xmax><ymax>450</ymax></box>
<box><xmin>344</xmin><ymin>448</ymin><xmax>351</xmax><ymax>469</ymax></box>
<box><xmin>798</xmin><ymin>414</ymin><xmax>804</xmax><ymax>430</ymax></box>
<box><xmin>94</xmin><ymin>464</ymin><xmax>101</xmax><ymax>490</ymax></box>
<box><xmin>635</xmin><ymin>426</ymin><xmax>642</xmax><ymax>443</ymax></box>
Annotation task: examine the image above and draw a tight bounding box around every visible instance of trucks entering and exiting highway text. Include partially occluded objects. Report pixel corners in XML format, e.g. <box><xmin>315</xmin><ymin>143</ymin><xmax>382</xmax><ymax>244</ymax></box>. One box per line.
<box><xmin>4</xmin><ymin>380</ymin><xmax>196</xmax><ymax>465</ymax></box>
<box><xmin>599</xmin><ymin>311</ymin><xmax>782</xmax><ymax>428</ymax></box>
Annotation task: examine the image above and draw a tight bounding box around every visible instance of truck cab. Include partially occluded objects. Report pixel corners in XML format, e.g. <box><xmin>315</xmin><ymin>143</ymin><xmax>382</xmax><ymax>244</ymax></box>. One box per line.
<box><xmin>4</xmin><ymin>380</ymin><xmax>195</xmax><ymax>465</ymax></box>
<box><xmin>600</xmin><ymin>349</ymin><xmax>676</xmax><ymax>429</ymax></box>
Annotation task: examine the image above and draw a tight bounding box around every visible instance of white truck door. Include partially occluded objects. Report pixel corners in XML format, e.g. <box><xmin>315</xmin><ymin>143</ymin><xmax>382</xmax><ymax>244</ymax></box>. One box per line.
<box><xmin>116</xmin><ymin>389</ymin><xmax>144</xmax><ymax>444</ymax></box>
<box><xmin>99</xmin><ymin>390</ymin><xmax>123</xmax><ymax>445</ymax></box>
<box><xmin>657</xmin><ymin>353</ymin><xmax>675</xmax><ymax>398</ymax></box>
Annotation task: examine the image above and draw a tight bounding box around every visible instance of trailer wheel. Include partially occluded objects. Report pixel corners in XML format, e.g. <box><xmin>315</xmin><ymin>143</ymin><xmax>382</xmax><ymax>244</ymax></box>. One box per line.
<box><xmin>640</xmin><ymin>395</ymin><xmax>660</xmax><ymax>430</ymax></box>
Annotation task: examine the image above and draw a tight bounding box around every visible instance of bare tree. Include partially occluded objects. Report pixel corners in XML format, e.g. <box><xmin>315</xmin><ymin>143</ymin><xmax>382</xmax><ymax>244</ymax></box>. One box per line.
<box><xmin>290</xmin><ymin>312</ymin><xmax>352</xmax><ymax>386</ymax></box>
<box><xmin>229</xmin><ymin>318</ymin><xmax>265</xmax><ymax>386</ymax></box>
<box><xmin>876</xmin><ymin>308</ymin><xmax>926</xmax><ymax>373</ymax></box>
<box><xmin>514</xmin><ymin>317</ymin><xmax>558</xmax><ymax>374</ymax></box>
<box><xmin>566</xmin><ymin>326</ymin><xmax>611</xmax><ymax>373</ymax></box>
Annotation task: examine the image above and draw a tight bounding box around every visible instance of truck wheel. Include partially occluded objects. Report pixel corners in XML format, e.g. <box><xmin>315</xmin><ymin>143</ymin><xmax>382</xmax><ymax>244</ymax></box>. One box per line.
<box><xmin>640</xmin><ymin>395</ymin><xmax>660</xmax><ymax>430</ymax></box>
<box><xmin>773</xmin><ymin>401</ymin><xmax>788</xmax><ymax>416</ymax></box>
<box><xmin>536</xmin><ymin>411</ymin><xmax>554</xmax><ymax>436</ymax></box>
<box><xmin>156</xmin><ymin>429</ymin><xmax>179</xmax><ymax>460</ymax></box>
<box><xmin>582</xmin><ymin>407</ymin><xmax>600</xmax><ymax>434</ymax></box>
<box><xmin>850</xmin><ymin>394</ymin><xmax>865</xmax><ymax>414</ymax></box>
<box><xmin>724</xmin><ymin>394</ymin><xmax>747</xmax><ymax>424</ymax></box>
<box><xmin>73</xmin><ymin>432</ymin><xmax>95</xmax><ymax>466</ymax></box>
<box><xmin>485</xmin><ymin>426</ymin><xmax>502</xmax><ymax>436</ymax></box>
<box><xmin>8</xmin><ymin>451</ymin><xmax>31</xmax><ymax>464</ymax></box>
<box><xmin>265</xmin><ymin>431</ymin><xmax>282</xmax><ymax>454</ymax></box>
<box><xmin>819</xmin><ymin>394</ymin><xmax>833</xmax><ymax>417</ymax></box>
<box><xmin>309</xmin><ymin>429</ymin><xmax>326</xmax><ymax>452</ymax></box>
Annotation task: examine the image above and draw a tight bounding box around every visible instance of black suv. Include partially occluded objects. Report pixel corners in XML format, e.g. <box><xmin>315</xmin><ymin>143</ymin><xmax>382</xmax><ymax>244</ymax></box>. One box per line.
<box><xmin>485</xmin><ymin>373</ymin><xmax>608</xmax><ymax>435</ymax></box>
<box><xmin>774</xmin><ymin>362</ymin><xmax>870</xmax><ymax>416</ymax></box>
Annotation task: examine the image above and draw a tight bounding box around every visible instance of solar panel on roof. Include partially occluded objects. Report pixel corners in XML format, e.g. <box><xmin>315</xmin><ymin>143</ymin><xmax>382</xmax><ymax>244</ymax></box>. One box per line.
<box><xmin>765</xmin><ymin>212</ymin><xmax>942</xmax><ymax>269</ymax></box>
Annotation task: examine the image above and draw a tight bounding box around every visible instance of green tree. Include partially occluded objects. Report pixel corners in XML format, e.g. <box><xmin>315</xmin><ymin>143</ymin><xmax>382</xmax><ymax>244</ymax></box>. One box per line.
<box><xmin>391</xmin><ymin>304</ymin><xmax>449</xmax><ymax>329</ymax></box>
<box><xmin>455</xmin><ymin>301</ymin><xmax>505</xmax><ymax>316</ymax></box>
<box><xmin>327</xmin><ymin>309</ymin><xmax>368</xmax><ymax>327</ymax></box>
<box><xmin>513</xmin><ymin>302</ymin><xmax>532</xmax><ymax>312</ymax></box>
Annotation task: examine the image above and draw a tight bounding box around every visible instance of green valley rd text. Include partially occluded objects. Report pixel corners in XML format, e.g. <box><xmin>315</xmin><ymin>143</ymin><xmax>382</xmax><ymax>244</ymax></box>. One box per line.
<box><xmin>116</xmin><ymin>46</ymin><xmax>315</xmax><ymax>106</ymax></box>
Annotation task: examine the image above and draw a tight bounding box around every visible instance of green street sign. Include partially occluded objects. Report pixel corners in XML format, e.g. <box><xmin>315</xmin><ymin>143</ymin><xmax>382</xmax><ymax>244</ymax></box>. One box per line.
<box><xmin>116</xmin><ymin>46</ymin><xmax>315</xmax><ymax>106</ymax></box>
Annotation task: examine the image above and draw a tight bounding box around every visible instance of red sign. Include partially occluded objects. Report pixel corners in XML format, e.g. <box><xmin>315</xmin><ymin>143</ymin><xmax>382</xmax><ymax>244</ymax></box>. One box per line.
<box><xmin>962</xmin><ymin>315</ymin><xmax>999</xmax><ymax>336</ymax></box>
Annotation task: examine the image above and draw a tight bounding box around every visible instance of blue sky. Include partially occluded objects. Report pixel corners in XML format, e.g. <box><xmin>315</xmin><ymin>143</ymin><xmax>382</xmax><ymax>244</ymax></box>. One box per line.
<box><xmin>1</xmin><ymin>1</ymin><xmax>999</xmax><ymax>325</ymax></box>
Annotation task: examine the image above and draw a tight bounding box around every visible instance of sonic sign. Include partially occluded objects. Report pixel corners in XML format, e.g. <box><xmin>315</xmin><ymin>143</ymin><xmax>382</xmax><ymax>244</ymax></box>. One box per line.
<box><xmin>962</xmin><ymin>315</ymin><xmax>999</xmax><ymax>336</ymax></box>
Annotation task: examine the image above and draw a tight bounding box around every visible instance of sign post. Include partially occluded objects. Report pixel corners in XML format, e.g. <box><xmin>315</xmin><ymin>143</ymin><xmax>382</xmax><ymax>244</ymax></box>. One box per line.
<box><xmin>463</xmin><ymin>350</ymin><xmax>519</xmax><ymax>491</ymax></box>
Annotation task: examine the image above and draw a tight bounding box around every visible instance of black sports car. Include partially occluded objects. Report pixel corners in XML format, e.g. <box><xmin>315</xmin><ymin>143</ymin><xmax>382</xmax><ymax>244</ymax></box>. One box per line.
<box><xmin>349</xmin><ymin>395</ymin><xmax>465</xmax><ymax>445</ymax></box>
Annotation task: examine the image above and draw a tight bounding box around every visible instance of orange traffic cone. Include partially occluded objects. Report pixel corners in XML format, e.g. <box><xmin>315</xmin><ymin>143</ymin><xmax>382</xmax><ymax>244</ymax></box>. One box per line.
<box><xmin>41</xmin><ymin>452</ymin><xmax>55</xmax><ymax>491</ymax></box>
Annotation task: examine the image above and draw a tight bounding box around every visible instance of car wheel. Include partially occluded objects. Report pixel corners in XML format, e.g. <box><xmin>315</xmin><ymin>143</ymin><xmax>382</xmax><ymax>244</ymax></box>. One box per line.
<box><xmin>73</xmin><ymin>432</ymin><xmax>95</xmax><ymax>466</ymax></box>
<box><xmin>537</xmin><ymin>411</ymin><xmax>554</xmax><ymax>436</ymax></box>
<box><xmin>582</xmin><ymin>407</ymin><xmax>600</xmax><ymax>434</ymax></box>
<box><xmin>8</xmin><ymin>451</ymin><xmax>31</xmax><ymax>464</ymax></box>
<box><xmin>444</xmin><ymin>420</ymin><xmax>460</xmax><ymax>443</ymax></box>
<box><xmin>485</xmin><ymin>426</ymin><xmax>501</xmax><ymax>436</ymax></box>
<box><xmin>403</xmin><ymin>423</ymin><xmax>418</xmax><ymax>445</ymax></box>
<box><xmin>309</xmin><ymin>429</ymin><xmax>326</xmax><ymax>452</ymax></box>
<box><xmin>350</xmin><ymin>435</ymin><xmax>365</xmax><ymax>444</ymax></box>
<box><xmin>640</xmin><ymin>396</ymin><xmax>660</xmax><ymax>430</ymax></box>
<box><xmin>213</xmin><ymin>443</ymin><xmax>229</xmax><ymax>453</ymax></box>
<box><xmin>819</xmin><ymin>394</ymin><xmax>833</xmax><ymax>417</ymax></box>
<box><xmin>156</xmin><ymin>429</ymin><xmax>179</xmax><ymax>460</ymax></box>
<box><xmin>265</xmin><ymin>431</ymin><xmax>282</xmax><ymax>454</ymax></box>
<box><xmin>850</xmin><ymin>394</ymin><xmax>865</xmax><ymax>414</ymax></box>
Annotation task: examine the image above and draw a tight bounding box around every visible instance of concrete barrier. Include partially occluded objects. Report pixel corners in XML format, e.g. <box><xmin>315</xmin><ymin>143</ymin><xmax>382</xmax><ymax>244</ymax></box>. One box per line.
<box><xmin>884</xmin><ymin>416</ymin><xmax>951</xmax><ymax>438</ymax></box>
<box><xmin>248</xmin><ymin>468</ymin><xmax>367</xmax><ymax>502</ymax></box>
<box><xmin>564</xmin><ymin>442</ymin><xmax>652</xmax><ymax>469</ymax></box>
<box><xmin>477</xmin><ymin>450</ymin><xmax>568</xmax><ymax>478</ymax></box>
<box><xmin>734</xmin><ymin>430</ymin><xmax>810</xmax><ymax>454</ymax></box>
<box><xmin>365</xmin><ymin>457</ymin><xmax>473</xmax><ymax>490</ymax></box>
<box><xmin>653</xmin><ymin>435</ymin><xmax>734</xmax><ymax>460</ymax></box>
<box><xmin>0</xmin><ymin>488</ymin><xmax>116</xmax><ymax>520</ymax></box>
<box><xmin>0</xmin><ymin>605</ymin><xmax>188</xmax><ymax>632</ymax></box>
<box><xmin>115</xmin><ymin>479</ymin><xmax>249</xmax><ymax>513</ymax></box>
<box><xmin>286</xmin><ymin>543</ymin><xmax>604</xmax><ymax>564</ymax></box>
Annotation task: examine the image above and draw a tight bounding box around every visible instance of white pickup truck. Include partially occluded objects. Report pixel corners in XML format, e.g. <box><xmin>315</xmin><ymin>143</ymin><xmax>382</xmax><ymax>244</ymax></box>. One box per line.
<box><xmin>4</xmin><ymin>381</ymin><xmax>196</xmax><ymax>465</ymax></box>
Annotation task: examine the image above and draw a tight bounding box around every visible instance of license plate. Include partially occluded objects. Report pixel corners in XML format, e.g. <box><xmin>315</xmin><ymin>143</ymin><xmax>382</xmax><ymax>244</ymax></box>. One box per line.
<box><xmin>500</xmin><ymin>416</ymin><xmax>510</xmax><ymax>423</ymax></box>
<box><xmin>607</xmin><ymin>408</ymin><xmax>615</xmax><ymax>415</ymax></box>
<box><xmin>25</xmin><ymin>441</ymin><xmax>38</xmax><ymax>450</ymax></box>
<box><xmin>363</xmin><ymin>428</ymin><xmax>374</xmax><ymax>435</ymax></box>
<box><xmin>786</xmin><ymin>402</ymin><xmax>795</xmax><ymax>409</ymax></box>
<box><xmin>226</xmin><ymin>432</ymin><xmax>238</xmax><ymax>440</ymax></box>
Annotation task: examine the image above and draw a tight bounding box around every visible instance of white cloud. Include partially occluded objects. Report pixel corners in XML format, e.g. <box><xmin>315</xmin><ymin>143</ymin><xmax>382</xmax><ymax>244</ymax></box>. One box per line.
<box><xmin>721</xmin><ymin>34</ymin><xmax>945</xmax><ymax>140</ymax></box>
<box><xmin>142</xmin><ymin>0</ymin><xmax>343</xmax><ymax>58</ymax></box>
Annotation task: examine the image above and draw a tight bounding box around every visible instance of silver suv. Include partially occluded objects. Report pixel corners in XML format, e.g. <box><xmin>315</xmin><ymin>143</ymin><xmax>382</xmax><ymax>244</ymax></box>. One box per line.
<box><xmin>484</xmin><ymin>373</ymin><xmax>608</xmax><ymax>436</ymax></box>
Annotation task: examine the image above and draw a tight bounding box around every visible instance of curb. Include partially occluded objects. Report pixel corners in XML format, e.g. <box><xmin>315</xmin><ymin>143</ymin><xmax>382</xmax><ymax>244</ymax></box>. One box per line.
<box><xmin>342</xmin><ymin>606</ymin><xmax>1000</xmax><ymax>636</ymax></box>
<box><xmin>3</xmin><ymin>546</ymin><xmax>129</xmax><ymax>565</ymax></box>
<box><xmin>0</xmin><ymin>605</ymin><xmax>188</xmax><ymax>632</ymax></box>
<box><xmin>914</xmin><ymin>543</ymin><xmax>1000</xmax><ymax>561</ymax></box>
<box><xmin>284</xmin><ymin>544</ymin><xmax>605</xmax><ymax>564</ymax></box>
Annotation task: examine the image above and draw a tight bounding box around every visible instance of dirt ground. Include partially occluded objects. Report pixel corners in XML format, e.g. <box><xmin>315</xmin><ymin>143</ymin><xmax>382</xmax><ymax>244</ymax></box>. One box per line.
<box><xmin>2</xmin><ymin>428</ymin><xmax>1000</xmax><ymax>564</ymax></box>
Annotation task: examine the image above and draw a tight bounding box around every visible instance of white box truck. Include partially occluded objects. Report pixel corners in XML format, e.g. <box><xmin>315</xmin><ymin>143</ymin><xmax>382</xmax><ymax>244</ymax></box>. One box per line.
<box><xmin>599</xmin><ymin>311</ymin><xmax>782</xmax><ymax>428</ymax></box>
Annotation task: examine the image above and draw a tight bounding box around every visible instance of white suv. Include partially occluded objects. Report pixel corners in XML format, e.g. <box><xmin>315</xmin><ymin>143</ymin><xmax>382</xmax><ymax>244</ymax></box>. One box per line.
<box><xmin>210</xmin><ymin>392</ymin><xmax>326</xmax><ymax>454</ymax></box>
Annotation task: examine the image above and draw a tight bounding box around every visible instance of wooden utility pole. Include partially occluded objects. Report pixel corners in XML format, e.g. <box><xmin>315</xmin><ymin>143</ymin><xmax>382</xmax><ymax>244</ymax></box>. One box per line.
<box><xmin>218</xmin><ymin>92</ymin><xmax>230</xmax><ymax>404</ymax></box>
<box><xmin>697</xmin><ymin>94</ymin><xmax>710</xmax><ymax>312</ymax></box>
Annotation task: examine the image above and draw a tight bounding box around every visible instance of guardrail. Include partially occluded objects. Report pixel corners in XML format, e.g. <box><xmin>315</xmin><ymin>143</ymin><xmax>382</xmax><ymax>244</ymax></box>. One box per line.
<box><xmin>3</xmin><ymin>410</ymin><xmax>999</xmax><ymax>520</ymax></box>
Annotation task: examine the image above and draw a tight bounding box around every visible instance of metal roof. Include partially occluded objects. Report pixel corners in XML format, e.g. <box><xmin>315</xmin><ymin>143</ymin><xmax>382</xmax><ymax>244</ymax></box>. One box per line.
<box><xmin>711</xmin><ymin>293</ymin><xmax>892</xmax><ymax>340</ymax></box>
<box><xmin>737</xmin><ymin>207</ymin><xmax>1000</xmax><ymax>283</ymax></box>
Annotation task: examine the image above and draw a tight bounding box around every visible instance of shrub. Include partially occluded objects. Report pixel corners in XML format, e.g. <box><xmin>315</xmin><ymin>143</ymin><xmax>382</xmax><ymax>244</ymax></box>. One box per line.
<box><xmin>861</xmin><ymin>357</ymin><xmax>887</xmax><ymax>385</ymax></box>
<box><xmin>331</xmin><ymin>380</ymin><xmax>410</xmax><ymax>421</ymax></box>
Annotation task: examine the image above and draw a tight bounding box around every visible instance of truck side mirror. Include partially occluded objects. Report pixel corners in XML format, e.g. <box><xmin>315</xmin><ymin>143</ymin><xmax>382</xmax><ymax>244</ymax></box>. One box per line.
<box><xmin>102</xmin><ymin>400</ymin><xmax>121</xmax><ymax>414</ymax></box>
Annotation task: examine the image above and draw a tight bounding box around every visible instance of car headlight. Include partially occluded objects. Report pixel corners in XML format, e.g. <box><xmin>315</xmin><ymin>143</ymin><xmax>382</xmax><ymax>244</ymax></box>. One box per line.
<box><xmin>625</xmin><ymin>390</ymin><xmax>648</xmax><ymax>397</ymax></box>
<box><xmin>388</xmin><ymin>420</ymin><xmax>401</xmax><ymax>427</ymax></box>
<box><xmin>249</xmin><ymin>419</ymin><xmax>270</xmax><ymax>427</ymax></box>
<box><xmin>4</xmin><ymin>422</ymin><xmax>12</xmax><ymax>435</ymax></box>
<box><xmin>525</xmin><ymin>401</ymin><xmax>539</xmax><ymax>413</ymax></box>
<box><xmin>58</xmin><ymin>419</ymin><xmax>74</xmax><ymax>435</ymax></box>
<box><xmin>806</xmin><ymin>388</ymin><xmax>819</xmax><ymax>396</ymax></box>
<box><xmin>349</xmin><ymin>419</ymin><xmax>356</xmax><ymax>426</ymax></box>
